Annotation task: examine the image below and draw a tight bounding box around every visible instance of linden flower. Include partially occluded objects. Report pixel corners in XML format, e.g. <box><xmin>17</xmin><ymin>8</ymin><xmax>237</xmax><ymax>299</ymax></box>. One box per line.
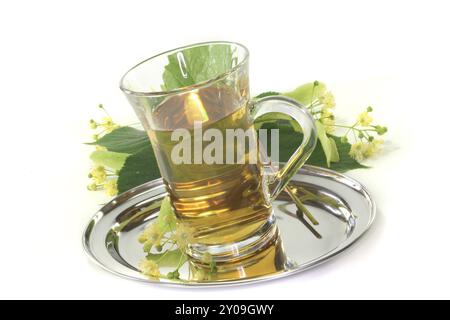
<box><xmin>101</xmin><ymin>117</ymin><xmax>119</xmax><ymax>133</ymax></box>
<box><xmin>87</xmin><ymin>182</ymin><xmax>97</xmax><ymax>191</ymax></box>
<box><xmin>321</xmin><ymin>108</ymin><xmax>334</xmax><ymax>119</ymax></box>
<box><xmin>138</xmin><ymin>224</ymin><xmax>164</xmax><ymax>247</ymax></box>
<box><xmin>90</xmin><ymin>166</ymin><xmax>107</xmax><ymax>184</ymax></box>
<box><xmin>357</xmin><ymin>111</ymin><xmax>373</xmax><ymax>127</ymax></box>
<box><xmin>89</xmin><ymin>119</ymin><xmax>97</xmax><ymax>129</ymax></box>
<box><xmin>319</xmin><ymin>92</ymin><xmax>336</xmax><ymax>109</ymax></box>
<box><xmin>103</xmin><ymin>178</ymin><xmax>118</xmax><ymax>196</ymax></box>
<box><xmin>138</xmin><ymin>259</ymin><xmax>160</xmax><ymax>279</ymax></box>
<box><xmin>363</xmin><ymin>139</ymin><xmax>384</xmax><ymax>158</ymax></box>
<box><xmin>349</xmin><ymin>140</ymin><xmax>384</xmax><ymax>161</ymax></box>
<box><xmin>320</xmin><ymin>109</ymin><xmax>335</xmax><ymax>133</ymax></box>
<box><xmin>321</xmin><ymin>118</ymin><xmax>335</xmax><ymax>133</ymax></box>
<box><xmin>102</xmin><ymin>116</ymin><xmax>113</xmax><ymax>126</ymax></box>
<box><xmin>171</xmin><ymin>224</ymin><xmax>195</xmax><ymax>250</ymax></box>
<box><xmin>349</xmin><ymin>142</ymin><xmax>366</xmax><ymax>162</ymax></box>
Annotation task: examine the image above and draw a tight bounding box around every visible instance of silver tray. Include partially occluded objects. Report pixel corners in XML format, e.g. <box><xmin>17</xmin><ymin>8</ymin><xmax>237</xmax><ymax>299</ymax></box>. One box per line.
<box><xmin>83</xmin><ymin>165</ymin><xmax>376</xmax><ymax>286</ymax></box>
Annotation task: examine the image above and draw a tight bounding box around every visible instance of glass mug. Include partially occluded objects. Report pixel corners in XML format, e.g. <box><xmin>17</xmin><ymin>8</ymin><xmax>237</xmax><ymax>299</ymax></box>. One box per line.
<box><xmin>120</xmin><ymin>42</ymin><xmax>317</xmax><ymax>271</ymax></box>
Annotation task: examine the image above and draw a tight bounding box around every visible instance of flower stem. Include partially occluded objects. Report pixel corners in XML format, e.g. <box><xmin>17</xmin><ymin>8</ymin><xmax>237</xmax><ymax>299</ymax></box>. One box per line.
<box><xmin>175</xmin><ymin>253</ymin><xmax>187</xmax><ymax>270</ymax></box>
<box><xmin>286</xmin><ymin>185</ymin><xmax>319</xmax><ymax>225</ymax></box>
<box><xmin>298</xmin><ymin>187</ymin><xmax>339</xmax><ymax>207</ymax></box>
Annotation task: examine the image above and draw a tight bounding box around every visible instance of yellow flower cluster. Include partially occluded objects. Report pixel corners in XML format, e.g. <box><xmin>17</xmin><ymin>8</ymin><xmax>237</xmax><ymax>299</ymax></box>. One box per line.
<box><xmin>171</xmin><ymin>223</ymin><xmax>195</xmax><ymax>250</ymax></box>
<box><xmin>357</xmin><ymin>111</ymin><xmax>373</xmax><ymax>127</ymax></box>
<box><xmin>311</xmin><ymin>90</ymin><xmax>336</xmax><ymax>134</ymax></box>
<box><xmin>89</xmin><ymin>105</ymin><xmax>120</xmax><ymax>141</ymax></box>
<box><xmin>89</xmin><ymin>165</ymin><xmax>107</xmax><ymax>184</ymax></box>
<box><xmin>87</xmin><ymin>166</ymin><xmax>118</xmax><ymax>196</ymax></box>
<box><xmin>101</xmin><ymin>117</ymin><xmax>120</xmax><ymax>133</ymax></box>
<box><xmin>320</xmin><ymin>109</ymin><xmax>335</xmax><ymax>134</ymax></box>
<box><xmin>139</xmin><ymin>224</ymin><xmax>164</xmax><ymax>251</ymax></box>
<box><xmin>334</xmin><ymin>106</ymin><xmax>388</xmax><ymax>161</ymax></box>
<box><xmin>136</xmin><ymin>208</ymin><xmax>199</xmax><ymax>280</ymax></box>
<box><xmin>87</xmin><ymin>104</ymin><xmax>121</xmax><ymax>196</ymax></box>
<box><xmin>103</xmin><ymin>179</ymin><xmax>118</xmax><ymax>196</ymax></box>
<box><xmin>318</xmin><ymin>91</ymin><xmax>336</xmax><ymax>109</ymax></box>
<box><xmin>138</xmin><ymin>259</ymin><xmax>160</xmax><ymax>279</ymax></box>
<box><xmin>90</xmin><ymin>117</ymin><xmax>120</xmax><ymax>138</ymax></box>
<box><xmin>349</xmin><ymin>140</ymin><xmax>384</xmax><ymax>161</ymax></box>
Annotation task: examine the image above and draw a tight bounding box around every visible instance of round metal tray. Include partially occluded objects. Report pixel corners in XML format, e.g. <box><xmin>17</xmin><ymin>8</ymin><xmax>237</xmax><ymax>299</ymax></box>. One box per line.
<box><xmin>83</xmin><ymin>165</ymin><xmax>376</xmax><ymax>286</ymax></box>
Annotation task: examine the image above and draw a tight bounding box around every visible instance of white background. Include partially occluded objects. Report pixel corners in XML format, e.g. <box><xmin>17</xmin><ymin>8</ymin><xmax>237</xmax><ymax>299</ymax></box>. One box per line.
<box><xmin>0</xmin><ymin>0</ymin><xmax>449</xmax><ymax>300</ymax></box>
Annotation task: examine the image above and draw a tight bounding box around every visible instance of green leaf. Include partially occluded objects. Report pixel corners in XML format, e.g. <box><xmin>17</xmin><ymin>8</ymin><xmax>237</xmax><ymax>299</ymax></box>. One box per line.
<box><xmin>261</xmin><ymin>122</ymin><xmax>367</xmax><ymax>172</ymax></box>
<box><xmin>316</xmin><ymin>121</ymin><xmax>339</xmax><ymax>167</ymax></box>
<box><xmin>146</xmin><ymin>249</ymin><xmax>186</xmax><ymax>268</ymax></box>
<box><xmin>328</xmin><ymin>136</ymin><xmax>340</xmax><ymax>163</ymax></box>
<box><xmin>90</xmin><ymin>150</ymin><xmax>128</xmax><ymax>171</ymax></box>
<box><xmin>117</xmin><ymin>146</ymin><xmax>161</xmax><ymax>193</ymax></box>
<box><xmin>208</xmin><ymin>45</ymin><xmax>234</xmax><ymax>80</ymax></box>
<box><xmin>162</xmin><ymin>45</ymin><xmax>234</xmax><ymax>91</ymax></box>
<box><xmin>254</xmin><ymin>91</ymin><xmax>281</xmax><ymax>99</ymax></box>
<box><xmin>162</xmin><ymin>50</ymin><xmax>198</xmax><ymax>90</ymax></box>
<box><xmin>88</xmin><ymin>127</ymin><xmax>150</xmax><ymax>154</ymax></box>
<box><xmin>283</xmin><ymin>81</ymin><xmax>326</xmax><ymax>105</ymax></box>
<box><xmin>156</xmin><ymin>197</ymin><xmax>176</xmax><ymax>231</ymax></box>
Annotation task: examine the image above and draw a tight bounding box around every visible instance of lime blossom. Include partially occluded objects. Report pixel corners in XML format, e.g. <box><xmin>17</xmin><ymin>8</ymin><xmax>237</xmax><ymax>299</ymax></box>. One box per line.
<box><xmin>349</xmin><ymin>140</ymin><xmax>384</xmax><ymax>161</ymax></box>
<box><xmin>171</xmin><ymin>224</ymin><xmax>195</xmax><ymax>250</ymax></box>
<box><xmin>103</xmin><ymin>178</ymin><xmax>118</xmax><ymax>196</ymax></box>
<box><xmin>318</xmin><ymin>91</ymin><xmax>336</xmax><ymax>109</ymax></box>
<box><xmin>138</xmin><ymin>224</ymin><xmax>164</xmax><ymax>250</ymax></box>
<box><xmin>89</xmin><ymin>119</ymin><xmax>97</xmax><ymax>129</ymax></box>
<box><xmin>101</xmin><ymin>117</ymin><xmax>120</xmax><ymax>133</ymax></box>
<box><xmin>138</xmin><ymin>259</ymin><xmax>160</xmax><ymax>279</ymax></box>
<box><xmin>357</xmin><ymin>111</ymin><xmax>373</xmax><ymax>126</ymax></box>
<box><xmin>349</xmin><ymin>142</ymin><xmax>366</xmax><ymax>162</ymax></box>
<box><xmin>89</xmin><ymin>166</ymin><xmax>107</xmax><ymax>184</ymax></box>
<box><xmin>363</xmin><ymin>139</ymin><xmax>384</xmax><ymax>158</ymax></box>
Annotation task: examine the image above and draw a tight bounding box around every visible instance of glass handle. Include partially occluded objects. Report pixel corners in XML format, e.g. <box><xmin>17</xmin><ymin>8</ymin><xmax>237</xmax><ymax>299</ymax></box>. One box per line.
<box><xmin>252</xmin><ymin>96</ymin><xmax>318</xmax><ymax>201</ymax></box>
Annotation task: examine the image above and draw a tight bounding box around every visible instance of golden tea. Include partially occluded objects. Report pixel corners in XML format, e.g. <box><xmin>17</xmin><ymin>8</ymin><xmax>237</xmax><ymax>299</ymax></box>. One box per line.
<box><xmin>147</xmin><ymin>87</ymin><xmax>273</xmax><ymax>248</ymax></box>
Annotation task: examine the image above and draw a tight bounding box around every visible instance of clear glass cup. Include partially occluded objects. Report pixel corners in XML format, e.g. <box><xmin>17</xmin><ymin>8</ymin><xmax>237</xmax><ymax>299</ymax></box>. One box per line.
<box><xmin>120</xmin><ymin>42</ymin><xmax>317</xmax><ymax>270</ymax></box>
